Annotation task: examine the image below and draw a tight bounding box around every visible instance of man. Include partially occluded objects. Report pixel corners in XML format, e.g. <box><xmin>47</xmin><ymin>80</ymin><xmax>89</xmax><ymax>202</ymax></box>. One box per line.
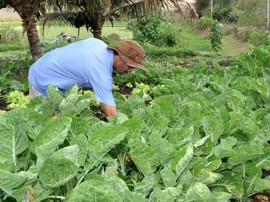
<box><xmin>28</xmin><ymin>38</ymin><xmax>145</xmax><ymax>117</ymax></box>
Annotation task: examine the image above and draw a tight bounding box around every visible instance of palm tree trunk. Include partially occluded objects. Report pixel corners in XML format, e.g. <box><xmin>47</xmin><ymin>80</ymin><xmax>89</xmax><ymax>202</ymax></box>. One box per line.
<box><xmin>267</xmin><ymin>0</ymin><xmax>270</xmax><ymax>27</ymax></box>
<box><xmin>10</xmin><ymin>0</ymin><xmax>42</xmax><ymax>59</ymax></box>
<box><xmin>210</xmin><ymin>0</ymin><xmax>214</xmax><ymax>20</ymax></box>
<box><xmin>91</xmin><ymin>15</ymin><xmax>105</xmax><ymax>39</ymax></box>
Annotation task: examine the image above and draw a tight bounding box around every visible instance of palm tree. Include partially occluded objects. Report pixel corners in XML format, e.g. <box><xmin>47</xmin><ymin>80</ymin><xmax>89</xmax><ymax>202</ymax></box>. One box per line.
<box><xmin>267</xmin><ymin>0</ymin><xmax>269</xmax><ymax>26</ymax></box>
<box><xmin>41</xmin><ymin>0</ymin><xmax>190</xmax><ymax>39</ymax></box>
<box><xmin>0</xmin><ymin>0</ymin><xmax>43</xmax><ymax>59</ymax></box>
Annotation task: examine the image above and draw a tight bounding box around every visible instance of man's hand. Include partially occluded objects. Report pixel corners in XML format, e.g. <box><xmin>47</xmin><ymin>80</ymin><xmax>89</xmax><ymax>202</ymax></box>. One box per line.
<box><xmin>101</xmin><ymin>103</ymin><xmax>117</xmax><ymax>117</ymax></box>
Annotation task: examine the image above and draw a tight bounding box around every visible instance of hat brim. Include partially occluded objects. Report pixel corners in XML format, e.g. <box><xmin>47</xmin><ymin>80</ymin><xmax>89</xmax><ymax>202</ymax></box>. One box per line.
<box><xmin>108</xmin><ymin>46</ymin><xmax>145</xmax><ymax>70</ymax></box>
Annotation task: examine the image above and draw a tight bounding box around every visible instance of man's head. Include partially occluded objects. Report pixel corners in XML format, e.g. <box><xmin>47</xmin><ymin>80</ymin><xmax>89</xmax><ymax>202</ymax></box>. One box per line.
<box><xmin>108</xmin><ymin>40</ymin><xmax>145</xmax><ymax>74</ymax></box>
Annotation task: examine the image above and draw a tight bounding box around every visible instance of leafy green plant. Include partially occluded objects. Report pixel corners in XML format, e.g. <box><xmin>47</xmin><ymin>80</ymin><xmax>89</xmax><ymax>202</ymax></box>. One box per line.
<box><xmin>209</xmin><ymin>20</ymin><xmax>222</xmax><ymax>52</ymax></box>
<box><xmin>130</xmin><ymin>15</ymin><xmax>185</xmax><ymax>47</ymax></box>
<box><xmin>193</xmin><ymin>16</ymin><xmax>213</xmax><ymax>31</ymax></box>
<box><xmin>1</xmin><ymin>44</ymin><xmax>270</xmax><ymax>202</ymax></box>
<box><xmin>5</xmin><ymin>90</ymin><xmax>29</xmax><ymax>110</ymax></box>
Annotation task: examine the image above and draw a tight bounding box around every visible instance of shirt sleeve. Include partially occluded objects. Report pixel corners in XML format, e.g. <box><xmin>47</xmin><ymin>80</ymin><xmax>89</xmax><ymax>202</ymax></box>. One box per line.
<box><xmin>92</xmin><ymin>77</ymin><xmax>116</xmax><ymax>107</ymax></box>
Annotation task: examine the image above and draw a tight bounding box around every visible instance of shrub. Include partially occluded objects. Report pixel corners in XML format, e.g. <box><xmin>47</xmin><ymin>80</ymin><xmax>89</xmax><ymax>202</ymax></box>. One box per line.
<box><xmin>209</xmin><ymin>20</ymin><xmax>222</xmax><ymax>52</ymax></box>
<box><xmin>213</xmin><ymin>6</ymin><xmax>239</xmax><ymax>23</ymax></box>
<box><xmin>129</xmin><ymin>15</ymin><xmax>186</xmax><ymax>47</ymax></box>
<box><xmin>0</xmin><ymin>27</ymin><xmax>23</xmax><ymax>43</ymax></box>
<box><xmin>194</xmin><ymin>16</ymin><xmax>213</xmax><ymax>31</ymax></box>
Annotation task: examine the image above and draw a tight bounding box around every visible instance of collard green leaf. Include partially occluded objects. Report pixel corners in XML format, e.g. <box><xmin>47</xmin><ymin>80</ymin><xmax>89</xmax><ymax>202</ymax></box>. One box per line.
<box><xmin>75</xmin><ymin>98</ymin><xmax>91</xmax><ymax>114</ymax></box>
<box><xmin>65</xmin><ymin>178</ymin><xmax>125</xmax><ymax>202</ymax></box>
<box><xmin>167</xmin><ymin>125</ymin><xmax>194</xmax><ymax>148</ymax></box>
<box><xmin>69</xmin><ymin>116</ymin><xmax>89</xmax><ymax>136</ymax></box>
<box><xmin>149</xmin><ymin>188</ymin><xmax>175</xmax><ymax>202</ymax></box>
<box><xmin>65</xmin><ymin>85</ymin><xmax>79</xmax><ymax>104</ymax></box>
<box><xmin>0</xmin><ymin>169</ymin><xmax>27</xmax><ymax>196</ymax></box>
<box><xmin>213</xmin><ymin>137</ymin><xmax>238</xmax><ymax>158</ymax></box>
<box><xmin>121</xmin><ymin>116</ymin><xmax>145</xmax><ymax>140</ymax></box>
<box><xmin>30</xmin><ymin>117</ymin><xmax>72</xmax><ymax>154</ymax></box>
<box><xmin>71</xmin><ymin>134</ymin><xmax>88</xmax><ymax>166</ymax></box>
<box><xmin>213</xmin><ymin>89</ymin><xmax>246</xmax><ymax>112</ymax></box>
<box><xmin>215</xmin><ymin>171</ymin><xmax>243</xmax><ymax>197</ymax></box>
<box><xmin>161</xmin><ymin>163</ymin><xmax>178</xmax><ymax>187</ymax></box>
<box><xmin>202</xmin><ymin>116</ymin><xmax>224</xmax><ymax>143</ymax></box>
<box><xmin>39</xmin><ymin>158</ymin><xmax>78</xmax><ymax>187</ymax></box>
<box><xmin>149</xmin><ymin>130</ymin><xmax>176</xmax><ymax>164</ymax></box>
<box><xmin>161</xmin><ymin>144</ymin><xmax>193</xmax><ymax>187</ymax></box>
<box><xmin>59</xmin><ymin>100</ymin><xmax>78</xmax><ymax>115</ymax></box>
<box><xmin>230</xmin><ymin>112</ymin><xmax>260</xmax><ymax>140</ymax></box>
<box><xmin>47</xmin><ymin>84</ymin><xmax>63</xmax><ymax>105</ymax></box>
<box><xmin>0</xmin><ymin>111</ymin><xmax>29</xmax><ymax>171</ymax></box>
<box><xmin>88</xmin><ymin>125</ymin><xmax>128</xmax><ymax>159</ymax></box>
<box><xmin>254</xmin><ymin>178</ymin><xmax>270</xmax><ymax>193</ymax></box>
<box><xmin>128</xmin><ymin>139</ymin><xmax>160</xmax><ymax>176</ymax></box>
<box><xmin>227</xmin><ymin>144</ymin><xmax>264</xmax><ymax>166</ymax></box>
<box><xmin>23</xmin><ymin>109</ymin><xmax>50</xmax><ymax>140</ymax></box>
<box><xmin>174</xmin><ymin>143</ymin><xmax>194</xmax><ymax>178</ymax></box>
<box><xmin>185</xmin><ymin>182</ymin><xmax>213</xmax><ymax>201</ymax></box>
<box><xmin>49</xmin><ymin>145</ymin><xmax>79</xmax><ymax>162</ymax></box>
<box><xmin>133</xmin><ymin>175</ymin><xmax>156</xmax><ymax>197</ymax></box>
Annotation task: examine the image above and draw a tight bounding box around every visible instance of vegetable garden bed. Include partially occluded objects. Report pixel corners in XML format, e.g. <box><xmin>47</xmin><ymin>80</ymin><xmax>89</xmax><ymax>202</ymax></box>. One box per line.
<box><xmin>0</xmin><ymin>45</ymin><xmax>269</xmax><ymax>202</ymax></box>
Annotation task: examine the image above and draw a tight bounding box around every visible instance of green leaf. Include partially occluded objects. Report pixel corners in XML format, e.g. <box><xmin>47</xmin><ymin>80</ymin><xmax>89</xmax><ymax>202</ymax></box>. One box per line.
<box><xmin>121</xmin><ymin>116</ymin><xmax>145</xmax><ymax>140</ymax></box>
<box><xmin>254</xmin><ymin>178</ymin><xmax>270</xmax><ymax>193</ymax></box>
<box><xmin>31</xmin><ymin>117</ymin><xmax>72</xmax><ymax>168</ymax></box>
<box><xmin>134</xmin><ymin>175</ymin><xmax>156</xmax><ymax>196</ymax></box>
<box><xmin>65</xmin><ymin>178</ymin><xmax>124</xmax><ymax>202</ymax></box>
<box><xmin>149</xmin><ymin>188</ymin><xmax>175</xmax><ymax>202</ymax></box>
<box><xmin>0</xmin><ymin>169</ymin><xmax>27</xmax><ymax>196</ymax></box>
<box><xmin>129</xmin><ymin>139</ymin><xmax>160</xmax><ymax>176</ymax></box>
<box><xmin>30</xmin><ymin>117</ymin><xmax>72</xmax><ymax>154</ymax></box>
<box><xmin>75</xmin><ymin>98</ymin><xmax>91</xmax><ymax>114</ymax></box>
<box><xmin>47</xmin><ymin>84</ymin><xmax>63</xmax><ymax>105</ymax></box>
<box><xmin>213</xmin><ymin>89</ymin><xmax>246</xmax><ymax>112</ymax></box>
<box><xmin>22</xmin><ymin>109</ymin><xmax>50</xmax><ymax>140</ymax></box>
<box><xmin>185</xmin><ymin>182</ymin><xmax>213</xmax><ymax>201</ymax></box>
<box><xmin>0</xmin><ymin>111</ymin><xmax>29</xmax><ymax>171</ymax></box>
<box><xmin>161</xmin><ymin>144</ymin><xmax>193</xmax><ymax>187</ymax></box>
<box><xmin>149</xmin><ymin>130</ymin><xmax>176</xmax><ymax>164</ymax></box>
<box><xmin>88</xmin><ymin>125</ymin><xmax>128</xmax><ymax>159</ymax></box>
<box><xmin>71</xmin><ymin>134</ymin><xmax>88</xmax><ymax>166</ymax></box>
<box><xmin>65</xmin><ymin>85</ymin><xmax>79</xmax><ymax>104</ymax></box>
<box><xmin>49</xmin><ymin>145</ymin><xmax>79</xmax><ymax>162</ymax></box>
<box><xmin>213</xmin><ymin>137</ymin><xmax>237</xmax><ymax>158</ymax></box>
<box><xmin>39</xmin><ymin>158</ymin><xmax>78</xmax><ymax>187</ymax></box>
<box><xmin>230</xmin><ymin>112</ymin><xmax>260</xmax><ymax>140</ymax></box>
<box><xmin>59</xmin><ymin>100</ymin><xmax>77</xmax><ymax>115</ymax></box>
<box><xmin>228</xmin><ymin>144</ymin><xmax>264</xmax><ymax>166</ymax></box>
<box><xmin>201</xmin><ymin>116</ymin><xmax>224</xmax><ymax>143</ymax></box>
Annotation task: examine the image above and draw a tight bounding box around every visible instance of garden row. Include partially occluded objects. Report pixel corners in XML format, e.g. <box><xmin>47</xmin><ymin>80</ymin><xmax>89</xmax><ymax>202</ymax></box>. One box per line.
<box><xmin>0</xmin><ymin>45</ymin><xmax>269</xmax><ymax>201</ymax></box>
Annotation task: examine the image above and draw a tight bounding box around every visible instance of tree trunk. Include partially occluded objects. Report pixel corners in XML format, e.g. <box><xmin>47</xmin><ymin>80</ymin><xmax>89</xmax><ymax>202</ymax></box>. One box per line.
<box><xmin>210</xmin><ymin>0</ymin><xmax>214</xmax><ymax>20</ymax></box>
<box><xmin>10</xmin><ymin>0</ymin><xmax>42</xmax><ymax>59</ymax></box>
<box><xmin>91</xmin><ymin>14</ymin><xmax>105</xmax><ymax>39</ymax></box>
<box><xmin>267</xmin><ymin>0</ymin><xmax>270</xmax><ymax>27</ymax></box>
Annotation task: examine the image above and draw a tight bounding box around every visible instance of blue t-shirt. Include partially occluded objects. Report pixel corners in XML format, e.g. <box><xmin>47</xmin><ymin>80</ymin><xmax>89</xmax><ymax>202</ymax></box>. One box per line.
<box><xmin>29</xmin><ymin>38</ymin><xmax>115</xmax><ymax>106</ymax></box>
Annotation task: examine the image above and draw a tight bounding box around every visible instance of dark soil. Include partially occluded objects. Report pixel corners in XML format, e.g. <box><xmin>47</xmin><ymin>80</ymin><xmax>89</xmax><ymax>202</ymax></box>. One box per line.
<box><xmin>0</xmin><ymin>97</ymin><xmax>7</xmax><ymax>111</ymax></box>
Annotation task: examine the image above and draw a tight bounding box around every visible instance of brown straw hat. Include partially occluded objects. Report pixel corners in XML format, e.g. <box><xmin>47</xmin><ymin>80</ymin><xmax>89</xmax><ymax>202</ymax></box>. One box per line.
<box><xmin>108</xmin><ymin>40</ymin><xmax>145</xmax><ymax>70</ymax></box>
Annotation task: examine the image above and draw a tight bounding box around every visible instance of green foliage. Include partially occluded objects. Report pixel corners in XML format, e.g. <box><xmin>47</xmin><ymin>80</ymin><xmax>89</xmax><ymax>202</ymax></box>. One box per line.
<box><xmin>5</xmin><ymin>90</ymin><xmax>29</xmax><ymax>110</ymax></box>
<box><xmin>213</xmin><ymin>6</ymin><xmax>239</xmax><ymax>23</ymax></box>
<box><xmin>0</xmin><ymin>58</ymin><xmax>32</xmax><ymax>94</ymax></box>
<box><xmin>209</xmin><ymin>20</ymin><xmax>222</xmax><ymax>52</ymax></box>
<box><xmin>193</xmin><ymin>16</ymin><xmax>213</xmax><ymax>31</ymax></box>
<box><xmin>0</xmin><ymin>46</ymin><xmax>270</xmax><ymax>201</ymax></box>
<box><xmin>0</xmin><ymin>27</ymin><xmax>24</xmax><ymax>44</ymax></box>
<box><xmin>129</xmin><ymin>15</ymin><xmax>186</xmax><ymax>47</ymax></box>
<box><xmin>263</xmin><ymin>32</ymin><xmax>270</xmax><ymax>45</ymax></box>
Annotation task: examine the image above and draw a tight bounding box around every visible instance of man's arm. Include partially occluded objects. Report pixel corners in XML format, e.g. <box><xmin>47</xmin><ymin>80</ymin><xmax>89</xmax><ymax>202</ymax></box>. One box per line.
<box><xmin>101</xmin><ymin>103</ymin><xmax>118</xmax><ymax>117</ymax></box>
